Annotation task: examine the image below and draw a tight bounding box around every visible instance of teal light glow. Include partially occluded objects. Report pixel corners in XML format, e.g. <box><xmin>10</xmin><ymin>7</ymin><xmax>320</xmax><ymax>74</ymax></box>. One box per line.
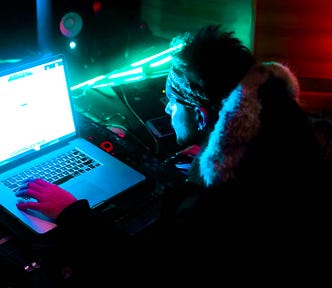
<box><xmin>107</xmin><ymin>67</ymin><xmax>143</xmax><ymax>79</ymax></box>
<box><xmin>70</xmin><ymin>45</ymin><xmax>180</xmax><ymax>90</ymax></box>
<box><xmin>70</xmin><ymin>75</ymin><xmax>106</xmax><ymax>90</ymax></box>
<box><xmin>124</xmin><ymin>75</ymin><xmax>144</xmax><ymax>82</ymax></box>
<box><xmin>130</xmin><ymin>43</ymin><xmax>183</xmax><ymax>67</ymax></box>
<box><xmin>149</xmin><ymin>55</ymin><xmax>172</xmax><ymax>68</ymax></box>
<box><xmin>69</xmin><ymin>41</ymin><xmax>77</xmax><ymax>49</ymax></box>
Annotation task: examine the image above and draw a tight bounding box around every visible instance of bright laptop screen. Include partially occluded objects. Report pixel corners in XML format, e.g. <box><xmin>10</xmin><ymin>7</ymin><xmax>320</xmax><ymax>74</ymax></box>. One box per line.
<box><xmin>0</xmin><ymin>56</ymin><xmax>76</xmax><ymax>167</ymax></box>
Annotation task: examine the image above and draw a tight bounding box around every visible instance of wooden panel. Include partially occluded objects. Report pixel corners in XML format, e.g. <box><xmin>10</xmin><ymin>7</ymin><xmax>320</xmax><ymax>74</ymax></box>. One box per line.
<box><xmin>299</xmin><ymin>91</ymin><xmax>332</xmax><ymax>115</ymax></box>
<box><xmin>254</xmin><ymin>0</ymin><xmax>332</xmax><ymax>80</ymax></box>
<box><xmin>254</xmin><ymin>0</ymin><xmax>332</xmax><ymax>114</ymax></box>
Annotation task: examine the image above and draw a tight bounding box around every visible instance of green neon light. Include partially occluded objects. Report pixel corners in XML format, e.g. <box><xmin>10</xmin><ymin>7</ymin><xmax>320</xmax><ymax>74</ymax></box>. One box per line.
<box><xmin>124</xmin><ymin>75</ymin><xmax>144</xmax><ymax>82</ymax></box>
<box><xmin>107</xmin><ymin>67</ymin><xmax>143</xmax><ymax>79</ymax></box>
<box><xmin>70</xmin><ymin>75</ymin><xmax>106</xmax><ymax>90</ymax></box>
<box><xmin>130</xmin><ymin>43</ymin><xmax>183</xmax><ymax>67</ymax></box>
<box><xmin>70</xmin><ymin>44</ymin><xmax>182</xmax><ymax>90</ymax></box>
<box><xmin>149</xmin><ymin>55</ymin><xmax>172</xmax><ymax>68</ymax></box>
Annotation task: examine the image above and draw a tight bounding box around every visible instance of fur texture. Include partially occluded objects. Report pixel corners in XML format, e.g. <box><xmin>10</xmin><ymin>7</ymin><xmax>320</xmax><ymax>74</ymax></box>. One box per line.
<box><xmin>196</xmin><ymin>62</ymin><xmax>300</xmax><ymax>187</ymax></box>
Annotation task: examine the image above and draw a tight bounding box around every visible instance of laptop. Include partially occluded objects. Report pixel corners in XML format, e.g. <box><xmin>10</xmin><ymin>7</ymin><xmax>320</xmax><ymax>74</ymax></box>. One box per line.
<box><xmin>0</xmin><ymin>54</ymin><xmax>146</xmax><ymax>234</ymax></box>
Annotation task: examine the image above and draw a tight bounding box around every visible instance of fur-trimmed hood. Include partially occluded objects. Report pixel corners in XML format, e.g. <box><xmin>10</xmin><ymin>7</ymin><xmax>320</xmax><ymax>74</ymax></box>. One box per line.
<box><xmin>188</xmin><ymin>62</ymin><xmax>301</xmax><ymax>187</ymax></box>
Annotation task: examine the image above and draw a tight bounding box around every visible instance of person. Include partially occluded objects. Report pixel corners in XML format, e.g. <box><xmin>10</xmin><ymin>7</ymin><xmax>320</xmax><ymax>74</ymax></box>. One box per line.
<box><xmin>11</xmin><ymin>24</ymin><xmax>329</xmax><ymax>286</ymax></box>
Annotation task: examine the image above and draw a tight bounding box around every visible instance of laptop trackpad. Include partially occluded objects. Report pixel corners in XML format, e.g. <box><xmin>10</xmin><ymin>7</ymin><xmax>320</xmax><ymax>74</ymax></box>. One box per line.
<box><xmin>66</xmin><ymin>180</ymin><xmax>105</xmax><ymax>207</ymax></box>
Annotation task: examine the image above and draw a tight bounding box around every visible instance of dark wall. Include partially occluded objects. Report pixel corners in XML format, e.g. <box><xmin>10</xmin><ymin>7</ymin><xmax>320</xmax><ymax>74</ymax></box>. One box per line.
<box><xmin>0</xmin><ymin>0</ymin><xmax>144</xmax><ymax>60</ymax></box>
<box><xmin>0</xmin><ymin>1</ymin><xmax>37</xmax><ymax>57</ymax></box>
<box><xmin>52</xmin><ymin>0</ymin><xmax>143</xmax><ymax>61</ymax></box>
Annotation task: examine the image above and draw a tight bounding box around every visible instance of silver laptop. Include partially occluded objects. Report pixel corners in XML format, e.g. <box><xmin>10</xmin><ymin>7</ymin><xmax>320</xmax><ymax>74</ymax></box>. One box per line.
<box><xmin>0</xmin><ymin>54</ymin><xmax>146</xmax><ymax>234</ymax></box>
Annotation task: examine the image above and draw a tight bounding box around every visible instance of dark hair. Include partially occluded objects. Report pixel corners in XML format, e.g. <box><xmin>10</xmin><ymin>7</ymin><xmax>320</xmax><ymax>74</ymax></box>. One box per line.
<box><xmin>170</xmin><ymin>25</ymin><xmax>256</xmax><ymax>108</ymax></box>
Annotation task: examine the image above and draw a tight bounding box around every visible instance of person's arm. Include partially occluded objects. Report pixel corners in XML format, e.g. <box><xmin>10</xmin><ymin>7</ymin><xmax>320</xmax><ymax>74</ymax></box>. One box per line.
<box><xmin>15</xmin><ymin>178</ymin><xmax>131</xmax><ymax>283</ymax></box>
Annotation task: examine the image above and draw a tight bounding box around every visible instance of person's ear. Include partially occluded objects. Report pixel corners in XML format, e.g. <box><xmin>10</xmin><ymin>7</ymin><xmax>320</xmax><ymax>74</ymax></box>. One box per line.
<box><xmin>195</xmin><ymin>107</ymin><xmax>208</xmax><ymax>131</ymax></box>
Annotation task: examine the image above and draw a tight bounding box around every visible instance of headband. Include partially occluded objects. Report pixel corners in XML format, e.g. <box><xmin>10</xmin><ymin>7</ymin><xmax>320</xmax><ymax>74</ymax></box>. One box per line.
<box><xmin>166</xmin><ymin>68</ymin><xmax>210</xmax><ymax>108</ymax></box>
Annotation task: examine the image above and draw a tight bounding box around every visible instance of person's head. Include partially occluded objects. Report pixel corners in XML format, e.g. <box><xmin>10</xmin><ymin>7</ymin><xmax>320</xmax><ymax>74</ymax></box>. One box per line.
<box><xmin>165</xmin><ymin>25</ymin><xmax>256</xmax><ymax>146</ymax></box>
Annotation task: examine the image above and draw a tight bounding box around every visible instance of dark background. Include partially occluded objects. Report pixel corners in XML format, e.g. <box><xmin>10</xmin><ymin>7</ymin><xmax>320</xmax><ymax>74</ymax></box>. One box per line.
<box><xmin>1</xmin><ymin>0</ymin><xmax>332</xmax><ymax>115</ymax></box>
<box><xmin>1</xmin><ymin>1</ymin><xmax>152</xmax><ymax>76</ymax></box>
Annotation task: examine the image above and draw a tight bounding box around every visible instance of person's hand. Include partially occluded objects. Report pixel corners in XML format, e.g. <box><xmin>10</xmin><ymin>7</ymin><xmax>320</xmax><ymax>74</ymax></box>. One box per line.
<box><xmin>15</xmin><ymin>178</ymin><xmax>77</xmax><ymax>219</ymax></box>
<box><xmin>178</xmin><ymin>144</ymin><xmax>201</xmax><ymax>157</ymax></box>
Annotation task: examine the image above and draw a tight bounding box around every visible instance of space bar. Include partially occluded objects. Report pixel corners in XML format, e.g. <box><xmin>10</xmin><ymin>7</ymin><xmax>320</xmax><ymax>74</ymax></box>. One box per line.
<box><xmin>53</xmin><ymin>175</ymin><xmax>74</xmax><ymax>185</ymax></box>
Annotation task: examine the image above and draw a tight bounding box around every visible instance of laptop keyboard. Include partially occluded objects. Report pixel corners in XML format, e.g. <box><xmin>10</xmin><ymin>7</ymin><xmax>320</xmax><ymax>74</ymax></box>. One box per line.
<box><xmin>1</xmin><ymin>148</ymin><xmax>101</xmax><ymax>193</ymax></box>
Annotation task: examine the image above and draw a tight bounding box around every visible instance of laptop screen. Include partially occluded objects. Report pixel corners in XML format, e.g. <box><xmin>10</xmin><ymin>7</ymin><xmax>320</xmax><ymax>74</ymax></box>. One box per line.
<box><xmin>0</xmin><ymin>56</ymin><xmax>76</xmax><ymax>168</ymax></box>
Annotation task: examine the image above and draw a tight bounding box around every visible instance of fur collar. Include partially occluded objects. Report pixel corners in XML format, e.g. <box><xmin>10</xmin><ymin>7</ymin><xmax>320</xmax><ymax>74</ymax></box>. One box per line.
<box><xmin>188</xmin><ymin>62</ymin><xmax>300</xmax><ymax>187</ymax></box>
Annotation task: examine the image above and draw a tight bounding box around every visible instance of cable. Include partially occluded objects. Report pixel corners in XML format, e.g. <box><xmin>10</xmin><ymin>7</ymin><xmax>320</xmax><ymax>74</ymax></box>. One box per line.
<box><xmin>106</xmin><ymin>123</ymin><xmax>152</xmax><ymax>152</ymax></box>
<box><xmin>116</xmin><ymin>85</ymin><xmax>160</xmax><ymax>154</ymax></box>
<box><xmin>92</xmin><ymin>86</ymin><xmax>160</xmax><ymax>154</ymax></box>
